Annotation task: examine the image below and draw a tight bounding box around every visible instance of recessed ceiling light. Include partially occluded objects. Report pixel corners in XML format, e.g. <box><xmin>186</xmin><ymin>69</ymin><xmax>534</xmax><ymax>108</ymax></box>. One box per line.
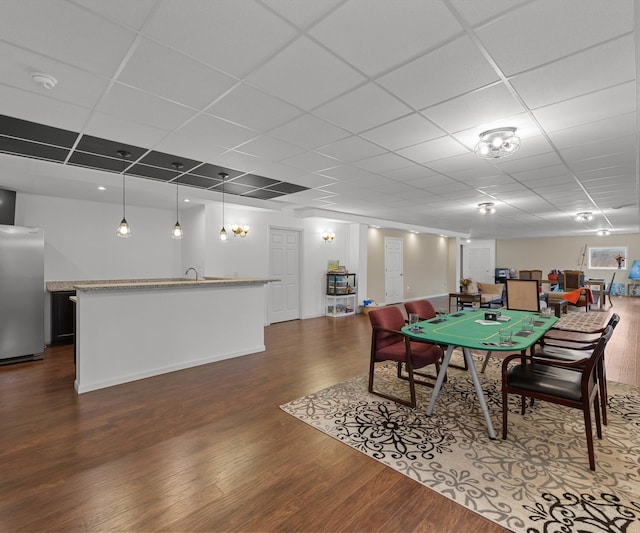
<box><xmin>183</xmin><ymin>198</ymin><xmax>190</xmax><ymax>203</ymax></box>
<box><xmin>97</xmin><ymin>186</ymin><xmax>106</xmax><ymax>191</ymax></box>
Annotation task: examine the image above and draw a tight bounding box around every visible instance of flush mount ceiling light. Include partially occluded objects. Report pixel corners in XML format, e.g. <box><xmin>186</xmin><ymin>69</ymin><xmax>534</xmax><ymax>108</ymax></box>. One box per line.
<box><xmin>474</xmin><ymin>127</ymin><xmax>520</xmax><ymax>159</ymax></box>
<box><xmin>575</xmin><ymin>211</ymin><xmax>594</xmax><ymax>222</ymax></box>
<box><xmin>116</xmin><ymin>150</ymin><xmax>132</xmax><ymax>238</ymax></box>
<box><xmin>171</xmin><ymin>162</ymin><xmax>184</xmax><ymax>240</ymax></box>
<box><xmin>477</xmin><ymin>202</ymin><xmax>496</xmax><ymax>215</ymax></box>
<box><xmin>597</xmin><ymin>229</ymin><xmax>610</xmax><ymax>236</ymax></box>
<box><xmin>31</xmin><ymin>72</ymin><xmax>58</xmax><ymax>90</ymax></box>
<box><xmin>219</xmin><ymin>172</ymin><xmax>228</xmax><ymax>242</ymax></box>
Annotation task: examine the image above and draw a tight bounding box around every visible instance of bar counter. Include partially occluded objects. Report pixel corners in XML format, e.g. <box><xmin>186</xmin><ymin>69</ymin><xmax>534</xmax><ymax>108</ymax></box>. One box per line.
<box><xmin>64</xmin><ymin>277</ymin><xmax>274</xmax><ymax>393</ymax></box>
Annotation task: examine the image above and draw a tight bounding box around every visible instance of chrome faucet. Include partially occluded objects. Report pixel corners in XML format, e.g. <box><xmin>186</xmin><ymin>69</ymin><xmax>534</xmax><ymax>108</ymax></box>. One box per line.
<box><xmin>185</xmin><ymin>267</ymin><xmax>200</xmax><ymax>281</ymax></box>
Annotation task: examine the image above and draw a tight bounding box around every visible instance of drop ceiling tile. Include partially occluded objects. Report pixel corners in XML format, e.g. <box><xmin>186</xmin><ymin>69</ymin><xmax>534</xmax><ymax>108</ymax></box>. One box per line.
<box><xmin>310</xmin><ymin>0</ymin><xmax>462</xmax><ymax>77</ymax></box>
<box><xmin>281</xmin><ymin>151</ymin><xmax>339</xmax><ymax>172</ymax></box>
<box><xmin>83</xmin><ymin>112</ymin><xmax>169</xmax><ymax>151</ymax></box>
<box><xmin>241</xmin><ymin>189</ymin><xmax>285</xmax><ymax>200</ymax></box>
<box><xmin>285</xmin><ymin>173</ymin><xmax>338</xmax><ymax>188</ymax></box>
<box><xmin>118</xmin><ymin>38</ymin><xmax>237</xmax><ymax>110</ymax></box>
<box><xmin>495</xmin><ymin>152</ymin><xmax>564</xmax><ymax>174</ymax></box>
<box><xmin>97</xmin><ymin>83</ymin><xmax>196</xmax><ymax>132</ymax></box>
<box><xmin>269</xmin><ymin>114</ymin><xmax>350</xmax><ymax>150</ymax></box>
<box><xmin>68</xmin><ymin>151</ymin><xmax>126</xmax><ymax>172</ymax></box>
<box><xmin>207</xmin><ymin>83</ymin><xmax>303</xmax><ymax>131</ymax></box>
<box><xmin>0</xmin><ymin>42</ymin><xmax>110</xmax><ymax>110</ymax></box>
<box><xmin>143</xmin><ymin>0</ymin><xmax>298</xmax><ymax>78</ymax></box>
<box><xmin>512</xmin><ymin>35</ymin><xmax>634</xmax><ymax>110</ymax></box>
<box><xmin>547</xmin><ymin>112</ymin><xmax>636</xmax><ymax>150</ymax></box>
<box><xmin>353</xmin><ymin>152</ymin><xmax>411</xmax><ymax>173</ymax></box>
<box><xmin>139</xmin><ymin>151</ymin><xmax>201</xmax><ymax>173</ymax></box>
<box><xmin>230</xmin><ymin>174</ymin><xmax>280</xmax><ymax>188</ymax></box>
<box><xmin>262</xmin><ymin>0</ymin><xmax>343</xmax><ymax>28</ymax></box>
<box><xmin>264</xmin><ymin>182</ymin><xmax>309</xmax><ymax>194</ymax></box>
<box><xmin>423</xmin><ymin>83</ymin><xmax>525</xmax><ymax>133</ymax></box>
<box><xmin>240</xmin><ymin>159</ymin><xmax>307</xmax><ymax>182</ymax></box>
<box><xmin>383</xmin><ymin>164</ymin><xmax>440</xmax><ymax>182</ymax></box>
<box><xmin>176</xmin><ymin>174</ymin><xmax>219</xmax><ymax>189</ymax></box>
<box><xmin>177</xmin><ymin>113</ymin><xmax>258</xmax><ymax>150</ymax></box>
<box><xmin>448</xmin><ymin>0</ymin><xmax>530</xmax><ymax>26</ymax></box>
<box><xmin>397</xmin><ymin>136</ymin><xmax>468</xmax><ymax>164</ymax></box>
<box><xmin>127</xmin><ymin>163</ymin><xmax>176</xmax><ymax>182</ymax></box>
<box><xmin>235</xmin><ymin>135</ymin><xmax>305</xmax><ymax>161</ymax></box>
<box><xmin>245</xmin><ymin>36</ymin><xmax>366</xmax><ymax>111</ymax></box>
<box><xmin>361</xmin><ymin>113</ymin><xmax>444</xmax><ymax>151</ymax></box>
<box><xmin>210</xmin><ymin>181</ymin><xmax>254</xmax><ymax>196</ymax></box>
<box><xmin>316</xmin><ymin>136</ymin><xmax>386</xmax><ymax>162</ymax></box>
<box><xmin>378</xmin><ymin>35</ymin><xmax>500</xmax><ymax>110</ymax></box>
<box><xmin>0</xmin><ymin>85</ymin><xmax>91</xmax><ymax>133</ymax></box>
<box><xmin>314</xmin><ymin>83</ymin><xmax>411</xmax><ymax>133</ymax></box>
<box><xmin>152</xmin><ymin>131</ymin><xmax>227</xmax><ymax>164</ymax></box>
<box><xmin>533</xmin><ymin>82</ymin><xmax>635</xmax><ymax>133</ymax></box>
<box><xmin>476</xmin><ymin>0</ymin><xmax>633</xmax><ymax>76</ymax></box>
<box><xmin>0</xmin><ymin>0</ymin><xmax>137</xmax><ymax>76</ymax></box>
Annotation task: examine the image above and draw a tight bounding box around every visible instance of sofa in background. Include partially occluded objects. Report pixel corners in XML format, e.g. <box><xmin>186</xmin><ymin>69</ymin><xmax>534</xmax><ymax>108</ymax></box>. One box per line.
<box><xmin>477</xmin><ymin>282</ymin><xmax>505</xmax><ymax>307</ymax></box>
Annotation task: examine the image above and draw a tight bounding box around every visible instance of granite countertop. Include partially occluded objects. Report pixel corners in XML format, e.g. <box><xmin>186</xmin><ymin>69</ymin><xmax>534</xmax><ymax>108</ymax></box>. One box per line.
<box><xmin>46</xmin><ymin>277</ymin><xmax>275</xmax><ymax>292</ymax></box>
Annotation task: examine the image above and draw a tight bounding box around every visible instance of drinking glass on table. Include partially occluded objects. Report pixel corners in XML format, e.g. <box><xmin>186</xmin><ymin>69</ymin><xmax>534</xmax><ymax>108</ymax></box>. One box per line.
<box><xmin>499</xmin><ymin>328</ymin><xmax>512</xmax><ymax>346</ymax></box>
<box><xmin>409</xmin><ymin>313</ymin><xmax>420</xmax><ymax>330</ymax></box>
<box><xmin>471</xmin><ymin>301</ymin><xmax>480</xmax><ymax>311</ymax></box>
<box><xmin>438</xmin><ymin>308</ymin><xmax>448</xmax><ymax>319</ymax></box>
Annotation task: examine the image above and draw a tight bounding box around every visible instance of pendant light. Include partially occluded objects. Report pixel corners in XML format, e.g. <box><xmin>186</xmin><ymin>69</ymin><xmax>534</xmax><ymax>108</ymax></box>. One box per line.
<box><xmin>171</xmin><ymin>162</ymin><xmax>184</xmax><ymax>239</ymax></box>
<box><xmin>116</xmin><ymin>150</ymin><xmax>132</xmax><ymax>238</ymax></box>
<box><xmin>219</xmin><ymin>172</ymin><xmax>228</xmax><ymax>241</ymax></box>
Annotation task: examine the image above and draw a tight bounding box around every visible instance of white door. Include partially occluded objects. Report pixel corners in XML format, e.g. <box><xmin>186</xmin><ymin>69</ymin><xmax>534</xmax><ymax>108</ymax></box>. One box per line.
<box><xmin>462</xmin><ymin>240</ymin><xmax>495</xmax><ymax>284</ymax></box>
<box><xmin>384</xmin><ymin>237</ymin><xmax>403</xmax><ymax>304</ymax></box>
<box><xmin>269</xmin><ymin>228</ymin><xmax>300</xmax><ymax>323</ymax></box>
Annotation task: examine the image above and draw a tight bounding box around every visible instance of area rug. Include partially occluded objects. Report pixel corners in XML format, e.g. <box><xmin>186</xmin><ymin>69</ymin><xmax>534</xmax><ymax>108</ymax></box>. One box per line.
<box><xmin>280</xmin><ymin>355</ymin><xmax>640</xmax><ymax>532</ymax></box>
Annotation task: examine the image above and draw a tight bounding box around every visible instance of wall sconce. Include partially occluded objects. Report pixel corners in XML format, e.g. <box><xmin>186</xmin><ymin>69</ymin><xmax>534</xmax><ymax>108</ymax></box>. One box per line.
<box><xmin>322</xmin><ymin>231</ymin><xmax>335</xmax><ymax>243</ymax></box>
<box><xmin>231</xmin><ymin>224</ymin><xmax>250</xmax><ymax>237</ymax></box>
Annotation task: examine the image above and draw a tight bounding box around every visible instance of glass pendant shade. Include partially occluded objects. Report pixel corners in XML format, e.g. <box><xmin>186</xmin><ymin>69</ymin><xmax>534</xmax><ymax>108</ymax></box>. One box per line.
<box><xmin>117</xmin><ymin>217</ymin><xmax>131</xmax><ymax>238</ymax></box>
<box><xmin>171</xmin><ymin>162</ymin><xmax>184</xmax><ymax>239</ymax></box>
<box><xmin>219</xmin><ymin>227</ymin><xmax>227</xmax><ymax>241</ymax></box>
<box><xmin>116</xmin><ymin>150</ymin><xmax>132</xmax><ymax>238</ymax></box>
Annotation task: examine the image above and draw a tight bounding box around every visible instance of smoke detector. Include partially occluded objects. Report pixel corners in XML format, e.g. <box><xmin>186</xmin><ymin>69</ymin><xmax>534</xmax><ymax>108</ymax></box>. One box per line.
<box><xmin>31</xmin><ymin>72</ymin><xmax>58</xmax><ymax>90</ymax></box>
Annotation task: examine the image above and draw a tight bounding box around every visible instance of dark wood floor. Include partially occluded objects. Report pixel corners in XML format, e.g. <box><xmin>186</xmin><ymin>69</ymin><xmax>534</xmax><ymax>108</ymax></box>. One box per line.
<box><xmin>1</xmin><ymin>296</ymin><xmax>638</xmax><ymax>532</ymax></box>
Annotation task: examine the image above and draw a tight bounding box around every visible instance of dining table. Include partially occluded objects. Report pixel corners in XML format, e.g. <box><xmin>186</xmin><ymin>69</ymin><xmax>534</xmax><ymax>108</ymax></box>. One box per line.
<box><xmin>402</xmin><ymin>309</ymin><xmax>558</xmax><ymax>439</ymax></box>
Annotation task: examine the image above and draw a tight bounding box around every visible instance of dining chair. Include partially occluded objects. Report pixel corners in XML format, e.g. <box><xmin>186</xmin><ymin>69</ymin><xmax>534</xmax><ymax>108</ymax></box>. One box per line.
<box><xmin>534</xmin><ymin>313</ymin><xmax>620</xmax><ymax>425</ymax></box>
<box><xmin>602</xmin><ymin>272</ymin><xmax>616</xmax><ymax>307</ymax></box>
<box><xmin>368</xmin><ymin>306</ymin><xmax>443</xmax><ymax>408</ymax></box>
<box><xmin>404</xmin><ymin>300</ymin><xmax>465</xmax><ymax>371</ymax></box>
<box><xmin>502</xmin><ymin>326</ymin><xmax>613</xmax><ymax>471</ymax></box>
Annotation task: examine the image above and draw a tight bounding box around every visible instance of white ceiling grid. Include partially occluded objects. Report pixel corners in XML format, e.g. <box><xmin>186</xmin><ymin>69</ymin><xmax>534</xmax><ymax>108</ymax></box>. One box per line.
<box><xmin>0</xmin><ymin>0</ymin><xmax>637</xmax><ymax>239</ymax></box>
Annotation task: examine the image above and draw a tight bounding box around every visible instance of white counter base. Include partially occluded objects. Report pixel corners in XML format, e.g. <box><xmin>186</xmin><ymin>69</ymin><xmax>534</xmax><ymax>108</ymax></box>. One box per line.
<box><xmin>75</xmin><ymin>282</ymin><xmax>266</xmax><ymax>393</ymax></box>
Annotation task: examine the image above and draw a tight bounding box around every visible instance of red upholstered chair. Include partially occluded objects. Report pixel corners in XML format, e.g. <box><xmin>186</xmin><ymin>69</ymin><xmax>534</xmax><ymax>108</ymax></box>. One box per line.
<box><xmin>404</xmin><ymin>299</ymin><xmax>437</xmax><ymax>320</ymax></box>
<box><xmin>368</xmin><ymin>306</ymin><xmax>443</xmax><ymax>408</ymax></box>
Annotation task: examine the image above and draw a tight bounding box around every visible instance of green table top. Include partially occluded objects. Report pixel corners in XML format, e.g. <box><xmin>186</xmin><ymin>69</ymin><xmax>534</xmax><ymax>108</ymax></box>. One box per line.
<box><xmin>402</xmin><ymin>309</ymin><xmax>557</xmax><ymax>351</ymax></box>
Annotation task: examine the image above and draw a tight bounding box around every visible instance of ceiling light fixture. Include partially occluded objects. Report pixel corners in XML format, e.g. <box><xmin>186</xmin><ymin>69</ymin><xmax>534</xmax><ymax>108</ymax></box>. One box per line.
<box><xmin>116</xmin><ymin>150</ymin><xmax>132</xmax><ymax>238</ymax></box>
<box><xmin>171</xmin><ymin>162</ymin><xmax>184</xmax><ymax>240</ymax></box>
<box><xmin>575</xmin><ymin>211</ymin><xmax>594</xmax><ymax>222</ymax></box>
<box><xmin>474</xmin><ymin>127</ymin><xmax>520</xmax><ymax>159</ymax></box>
<box><xmin>477</xmin><ymin>202</ymin><xmax>496</xmax><ymax>215</ymax></box>
<box><xmin>597</xmin><ymin>229</ymin><xmax>610</xmax><ymax>236</ymax></box>
<box><xmin>322</xmin><ymin>231</ymin><xmax>335</xmax><ymax>243</ymax></box>
<box><xmin>31</xmin><ymin>72</ymin><xmax>58</xmax><ymax>90</ymax></box>
<box><xmin>219</xmin><ymin>172</ymin><xmax>228</xmax><ymax>242</ymax></box>
<box><xmin>231</xmin><ymin>224</ymin><xmax>250</xmax><ymax>238</ymax></box>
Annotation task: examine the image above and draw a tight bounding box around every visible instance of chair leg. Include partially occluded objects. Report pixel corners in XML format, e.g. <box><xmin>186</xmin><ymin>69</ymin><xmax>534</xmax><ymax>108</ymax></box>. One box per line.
<box><xmin>502</xmin><ymin>390</ymin><xmax>509</xmax><ymax>439</ymax></box>
<box><xmin>598</xmin><ymin>359</ymin><xmax>607</xmax><ymax>426</ymax></box>
<box><xmin>583</xmin><ymin>400</ymin><xmax>597</xmax><ymax>471</ymax></box>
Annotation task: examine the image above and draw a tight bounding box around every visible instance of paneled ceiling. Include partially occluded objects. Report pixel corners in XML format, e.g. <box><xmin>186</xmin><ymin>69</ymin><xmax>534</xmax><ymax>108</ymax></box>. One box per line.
<box><xmin>0</xmin><ymin>0</ymin><xmax>638</xmax><ymax>239</ymax></box>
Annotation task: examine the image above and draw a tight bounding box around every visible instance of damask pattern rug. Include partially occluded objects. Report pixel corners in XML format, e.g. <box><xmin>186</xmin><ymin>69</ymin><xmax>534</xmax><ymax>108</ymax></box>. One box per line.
<box><xmin>280</xmin><ymin>355</ymin><xmax>640</xmax><ymax>532</ymax></box>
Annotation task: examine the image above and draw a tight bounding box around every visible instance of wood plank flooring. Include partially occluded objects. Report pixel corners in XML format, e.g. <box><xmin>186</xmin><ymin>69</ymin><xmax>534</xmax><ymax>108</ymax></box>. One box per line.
<box><xmin>1</xmin><ymin>296</ymin><xmax>638</xmax><ymax>532</ymax></box>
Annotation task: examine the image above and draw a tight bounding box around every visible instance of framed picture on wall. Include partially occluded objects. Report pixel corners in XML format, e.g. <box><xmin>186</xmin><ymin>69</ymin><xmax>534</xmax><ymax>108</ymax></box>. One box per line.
<box><xmin>588</xmin><ymin>246</ymin><xmax>628</xmax><ymax>269</ymax></box>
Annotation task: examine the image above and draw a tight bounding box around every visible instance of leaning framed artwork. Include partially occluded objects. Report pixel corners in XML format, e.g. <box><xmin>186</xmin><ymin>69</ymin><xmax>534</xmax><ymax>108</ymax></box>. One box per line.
<box><xmin>588</xmin><ymin>246</ymin><xmax>628</xmax><ymax>270</ymax></box>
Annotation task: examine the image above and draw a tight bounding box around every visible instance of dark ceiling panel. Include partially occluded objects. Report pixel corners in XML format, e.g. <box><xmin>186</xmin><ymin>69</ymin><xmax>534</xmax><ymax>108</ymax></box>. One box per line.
<box><xmin>75</xmin><ymin>134</ymin><xmax>147</xmax><ymax>161</ymax></box>
<box><xmin>139</xmin><ymin>150</ymin><xmax>201</xmax><ymax>172</ymax></box>
<box><xmin>243</xmin><ymin>189</ymin><xmax>286</xmax><ymax>199</ymax></box>
<box><xmin>265</xmin><ymin>182</ymin><xmax>309</xmax><ymax>194</ymax></box>
<box><xmin>231</xmin><ymin>173</ymin><xmax>279</xmax><ymax>188</ymax></box>
<box><xmin>190</xmin><ymin>163</ymin><xmax>243</xmax><ymax>180</ymax></box>
<box><xmin>127</xmin><ymin>164</ymin><xmax>176</xmax><ymax>181</ymax></box>
<box><xmin>0</xmin><ymin>136</ymin><xmax>69</xmax><ymax>162</ymax></box>
<box><xmin>68</xmin><ymin>151</ymin><xmax>129</xmax><ymax>172</ymax></box>
<box><xmin>177</xmin><ymin>174</ymin><xmax>220</xmax><ymax>188</ymax></box>
<box><xmin>0</xmin><ymin>114</ymin><xmax>310</xmax><ymax>201</ymax></box>
<box><xmin>0</xmin><ymin>114</ymin><xmax>78</xmax><ymax>148</ymax></box>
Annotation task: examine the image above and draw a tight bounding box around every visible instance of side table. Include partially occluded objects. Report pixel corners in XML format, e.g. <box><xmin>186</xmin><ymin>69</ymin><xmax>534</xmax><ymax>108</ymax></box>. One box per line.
<box><xmin>448</xmin><ymin>292</ymin><xmax>481</xmax><ymax>313</ymax></box>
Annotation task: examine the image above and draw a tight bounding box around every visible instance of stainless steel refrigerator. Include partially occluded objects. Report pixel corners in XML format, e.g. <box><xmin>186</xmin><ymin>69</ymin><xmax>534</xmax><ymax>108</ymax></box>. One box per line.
<box><xmin>0</xmin><ymin>225</ymin><xmax>45</xmax><ymax>362</ymax></box>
